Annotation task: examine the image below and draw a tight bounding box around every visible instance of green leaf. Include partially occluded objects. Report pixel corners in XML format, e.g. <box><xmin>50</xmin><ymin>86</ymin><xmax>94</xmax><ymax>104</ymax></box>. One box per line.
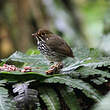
<box><xmin>76</xmin><ymin>67</ymin><xmax>110</xmax><ymax>78</ymax></box>
<box><xmin>74</xmin><ymin>47</ymin><xmax>102</xmax><ymax>60</ymax></box>
<box><xmin>26</xmin><ymin>49</ymin><xmax>40</xmax><ymax>55</ymax></box>
<box><xmin>13</xmin><ymin>82</ymin><xmax>39</xmax><ymax>110</ymax></box>
<box><xmin>0</xmin><ymin>87</ymin><xmax>15</xmax><ymax>110</ymax></box>
<box><xmin>38</xmin><ymin>86</ymin><xmax>61</xmax><ymax>110</ymax></box>
<box><xmin>58</xmin><ymin>86</ymin><xmax>80</xmax><ymax>110</ymax></box>
<box><xmin>2</xmin><ymin>51</ymin><xmax>45</xmax><ymax>64</ymax></box>
<box><xmin>42</xmin><ymin>76</ymin><xmax>101</xmax><ymax>101</ymax></box>
<box><xmin>0</xmin><ymin>80</ymin><xmax>7</xmax><ymax>86</ymax></box>
<box><xmin>91</xmin><ymin>77</ymin><xmax>108</xmax><ymax>85</ymax></box>
<box><xmin>82</xmin><ymin>57</ymin><xmax>110</xmax><ymax>68</ymax></box>
<box><xmin>0</xmin><ymin>71</ymin><xmax>49</xmax><ymax>82</ymax></box>
<box><xmin>62</xmin><ymin>48</ymin><xmax>110</xmax><ymax>71</ymax></box>
<box><xmin>93</xmin><ymin>92</ymin><xmax>110</xmax><ymax>110</ymax></box>
<box><xmin>77</xmin><ymin>67</ymin><xmax>109</xmax><ymax>85</ymax></box>
<box><xmin>61</xmin><ymin>56</ymin><xmax>110</xmax><ymax>73</ymax></box>
<box><xmin>2</xmin><ymin>51</ymin><xmax>49</xmax><ymax>70</ymax></box>
<box><xmin>0</xmin><ymin>62</ymin><xmax>6</xmax><ymax>66</ymax></box>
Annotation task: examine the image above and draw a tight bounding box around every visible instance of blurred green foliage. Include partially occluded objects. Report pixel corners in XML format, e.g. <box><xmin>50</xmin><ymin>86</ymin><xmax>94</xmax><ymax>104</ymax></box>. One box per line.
<box><xmin>93</xmin><ymin>92</ymin><xmax>110</xmax><ymax>110</ymax></box>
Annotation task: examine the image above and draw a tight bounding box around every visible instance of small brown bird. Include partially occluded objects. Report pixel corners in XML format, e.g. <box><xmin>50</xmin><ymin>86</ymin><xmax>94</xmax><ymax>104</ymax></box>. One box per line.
<box><xmin>32</xmin><ymin>29</ymin><xmax>74</xmax><ymax>74</ymax></box>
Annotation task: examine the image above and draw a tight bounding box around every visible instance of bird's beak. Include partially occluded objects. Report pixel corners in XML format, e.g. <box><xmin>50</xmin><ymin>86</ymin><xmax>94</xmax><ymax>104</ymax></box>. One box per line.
<box><xmin>32</xmin><ymin>33</ymin><xmax>39</xmax><ymax>40</ymax></box>
<box><xmin>32</xmin><ymin>33</ymin><xmax>36</xmax><ymax>37</ymax></box>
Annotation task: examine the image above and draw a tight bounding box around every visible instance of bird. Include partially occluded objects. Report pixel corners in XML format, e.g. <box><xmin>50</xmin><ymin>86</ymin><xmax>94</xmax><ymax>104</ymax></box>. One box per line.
<box><xmin>32</xmin><ymin>29</ymin><xmax>74</xmax><ymax>74</ymax></box>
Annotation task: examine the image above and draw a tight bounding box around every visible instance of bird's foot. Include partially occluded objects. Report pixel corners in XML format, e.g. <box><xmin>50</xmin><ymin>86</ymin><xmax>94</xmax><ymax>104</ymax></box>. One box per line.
<box><xmin>46</xmin><ymin>62</ymin><xmax>63</xmax><ymax>75</ymax></box>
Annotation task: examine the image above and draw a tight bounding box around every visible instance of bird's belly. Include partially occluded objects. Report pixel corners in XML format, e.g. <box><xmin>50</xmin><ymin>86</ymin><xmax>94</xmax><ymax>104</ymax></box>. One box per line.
<box><xmin>38</xmin><ymin>43</ymin><xmax>51</xmax><ymax>56</ymax></box>
<box><xmin>38</xmin><ymin>46</ymin><xmax>65</xmax><ymax>62</ymax></box>
<box><xmin>37</xmin><ymin>42</ymin><xmax>66</xmax><ymax>62</ymax></box>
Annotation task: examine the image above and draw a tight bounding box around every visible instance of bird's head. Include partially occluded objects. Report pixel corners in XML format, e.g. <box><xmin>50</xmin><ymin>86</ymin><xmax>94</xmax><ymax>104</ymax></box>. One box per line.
<box><xmin>32</xmin><ymin>29</ymin><xmax>53</xmax><ymax>43</ymax></box>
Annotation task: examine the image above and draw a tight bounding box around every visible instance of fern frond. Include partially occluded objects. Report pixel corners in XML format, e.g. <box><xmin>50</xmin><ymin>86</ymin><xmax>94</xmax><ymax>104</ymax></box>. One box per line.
<box><xmin>58</xmin><ymin>86</ymin><xmax>80</xmax><ymax>110</ymax></box>
<box><xmin>61</xmin><ymin>57</ymin><xmax>110</xmax><ymax>74</ymax></box>
<box><xmin>0</xmin><ymin>80</ymin><xmax>7</xmax><ymax>86</ymax></box>
<box><xmin>91</xmin><ymin>77</ymin><xmax>108</xmax><ymax>85</ymax></box>
<box><xmin>38</xmin><ymin>86</ymin><xmax>61</xmax><ymax>110</ymax></box>
<box><xmin>2</xmin><ymin>51</ymin><xmax>48</xmax><ymax>67</ymax></box>
<box><xmin>13</xmin><ymin>81</ymin><xmax>39</xmax><ymax>110</ymax></box>
<box><xmin>93</xmin><ymin>92</ymin><xmax>110</xmax><ymax>110</ymax></box>
<box><xmin>76</xmin><ymin>67</ymin><xmax>110</xmax><ymax>78</ymax></box>
<box><xmin>74</xmin><ymin>47</ymin><xmax>102</xmax><ymax>60</ymax></box>
<box><xmin>82</xmin><ymin>57</ymin><xmax>110</xmax><ymax>68</ymax></box>
<box><xmin>0</xmin><ymin>87</ymin><xmax>15</xmax><ymax>110</ymax></box>
<box><xmin>42</xmin><ymin>76</ymin><xmax>101</xmax><ymax>101</ymax></box>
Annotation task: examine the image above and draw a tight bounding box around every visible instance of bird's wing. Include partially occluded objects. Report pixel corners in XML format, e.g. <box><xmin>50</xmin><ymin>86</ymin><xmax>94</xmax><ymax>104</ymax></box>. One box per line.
<box><xmin>46</xmin><ymin>35</ymin><xmax>74</xmax><ymax>57</ymax></box>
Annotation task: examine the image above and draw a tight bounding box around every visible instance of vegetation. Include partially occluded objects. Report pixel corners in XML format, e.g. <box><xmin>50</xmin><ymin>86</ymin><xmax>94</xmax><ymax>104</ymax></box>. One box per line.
<box><xmin>0</xmin><ymin>48</ymin><xmax>110</xmax><ymax>110</ymax></box>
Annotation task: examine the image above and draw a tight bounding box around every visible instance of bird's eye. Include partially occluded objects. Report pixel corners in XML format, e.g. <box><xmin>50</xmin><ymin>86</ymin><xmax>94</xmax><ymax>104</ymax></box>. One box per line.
<box><xmin>43</xmin><ymin>33</ymin><xmax>46</xmax><ymax>35</ymax></box>
<box><xmin>42</xmin><ymin>33</ymin><xmax>46</xmax><ymax>36</ymax></box>
<box><xmin>40</xmin><ymin>33</ymin><xmax>44</xmax><ymax>36</ymax></box>
<box><xmin>41</xmin><ymin>34</ymin><xmax>43</xmax><ymax>37</ymax></box>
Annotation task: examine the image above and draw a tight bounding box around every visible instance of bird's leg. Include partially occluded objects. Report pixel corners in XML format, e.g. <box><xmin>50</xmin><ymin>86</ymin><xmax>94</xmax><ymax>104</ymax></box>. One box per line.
<box><xmin>46</xmin><ymin>62</ymin><xmax>63</xmax><ymax>75</ymax></box>
<box><xmin>50</xmin><ymin>62</ymin><xmax>63</xmax><ymax>69</ymax></box>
